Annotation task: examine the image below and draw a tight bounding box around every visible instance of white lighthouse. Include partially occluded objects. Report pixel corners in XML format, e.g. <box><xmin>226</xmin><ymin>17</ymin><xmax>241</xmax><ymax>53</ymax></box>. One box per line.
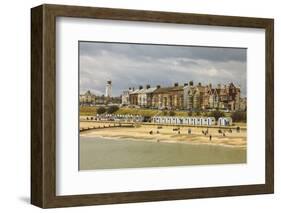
<box><xmin>105</xmin><ymin>80</ymin><xmax>112</xmax><ymax>97</ymax></box>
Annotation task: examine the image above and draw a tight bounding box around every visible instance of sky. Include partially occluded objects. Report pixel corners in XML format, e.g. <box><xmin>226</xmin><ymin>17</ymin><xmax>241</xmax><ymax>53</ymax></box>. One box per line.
<box><xmin>79</xmin><ymin>42</ymin><xmax>247</xmax><ymax>97</ymax></box>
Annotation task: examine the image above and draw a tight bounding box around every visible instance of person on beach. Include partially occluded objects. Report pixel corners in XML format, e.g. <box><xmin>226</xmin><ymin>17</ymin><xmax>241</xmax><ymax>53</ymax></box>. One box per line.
<box><xmin>236</xmin><ymin>126</ymin><xmax>240</xmax><ymax>133</ymax></box>
<box><xmin>209</xmin><ymin>135</ymin><xmax>212</xmax><ymax>141</ymax></box>
<box><xmin>188</xmin><ymin>128</ymin><xmax>191</xmax><ymax>134</ymax></box>
<box><xmin>149</xmin><ymin>130</ymin><xmax>153</xmax><ymax>135</ymax></box>
<box><xmin>178</xmin><ymin>131</ymin><xmax>180</xmax><ymax>134</ymax></box>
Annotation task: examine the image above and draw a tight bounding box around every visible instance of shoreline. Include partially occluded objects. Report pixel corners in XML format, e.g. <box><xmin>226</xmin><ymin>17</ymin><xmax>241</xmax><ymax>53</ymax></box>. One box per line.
<box><xmin>80</xmin><ymin>134</ymin><xmax>246</xmax><ymax>149</ymax></box>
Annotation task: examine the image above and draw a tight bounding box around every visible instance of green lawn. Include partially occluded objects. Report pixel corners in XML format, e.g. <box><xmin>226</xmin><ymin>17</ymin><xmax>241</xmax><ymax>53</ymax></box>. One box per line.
<box><xmin>80</xmin><ymin>106</ymin><xmax>97</xmax><ymax>116</ymax></box>
<box><xmin>80</xmin><ymin>106</ymin><xmax>227</xmax><ymax>117</ymax></box>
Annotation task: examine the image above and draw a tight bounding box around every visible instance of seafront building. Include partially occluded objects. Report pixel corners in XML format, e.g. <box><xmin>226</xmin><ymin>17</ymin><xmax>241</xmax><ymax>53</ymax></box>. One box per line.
<box><xmin>80</xmin><ymin>80</ymin><xmax>245</xmax><ymax>112</ymax></box>
<box><xmin>151</xmin><ymin>83</ymin><xmax>184</xmax><ymax>110</ymax></box>
<box><xmin>138</xmin><ymin>85</ymin><xmax>157</xmax><ymax>107</ymax></box>
<box><xmin>121</xmin><ymin>81</ymin><xmax>245</xmax><ymax>111</ymax></box>
<box><xmin>79</xmin><ymin>90</ymin><xmax>96</xmax><ymax>106</ymax></box>
<box><xmin>183</xmin><ymin>82</ymin><xmax>241</xmax><ymax>111</ymax></box>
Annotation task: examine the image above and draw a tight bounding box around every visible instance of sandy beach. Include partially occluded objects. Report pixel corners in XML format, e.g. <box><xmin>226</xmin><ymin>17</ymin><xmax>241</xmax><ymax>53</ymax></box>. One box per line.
<box><xmin>80</xmin><ymin>121</ymin><xmax>247</xmax><ymax>148</ymax></box>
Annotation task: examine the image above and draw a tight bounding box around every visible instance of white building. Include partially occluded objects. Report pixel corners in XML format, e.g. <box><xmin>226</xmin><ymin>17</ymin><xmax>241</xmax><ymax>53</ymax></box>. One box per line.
<box><xmin>138</xmin><ymin>85</ymin><xmax>157</xmax><ymax>107</ymax></box>
<box><xmin>152</xmin><ymin>116</ymin><xmax>216</xmax><ymax>126</ymax></box>
<box><xmin>217</xmin><ymin>117</ymin><xmax>233</xmax><ymax>126</ymax></box>
<box><xmin>105</xmin><ymin>80</ymin><xmax>112</xmax><ymax>97</ymax></box>
<box><xmin>121</xmin><ymin>88</ymin><xmax>132</xmax><ymax>105</ymax></box>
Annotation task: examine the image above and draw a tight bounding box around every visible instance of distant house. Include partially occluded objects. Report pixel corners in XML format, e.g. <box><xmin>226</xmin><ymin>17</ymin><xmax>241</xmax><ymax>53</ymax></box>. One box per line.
<box><xmin>121</xmin><ymin>81</ymin><xmax>245</xmax><ymax>111</ymax></box>
<box><xmin>238</xmin><ymin>97</ymin><xmax>247</xmax><ymax>111</ymax></box>
<box><xmin>138</xmin><ymin>85</ymin><xmax>157</xmax><ymax>108</ymax></box>
<box><xmin>184</xmin><ymin>82</ymin><xmax>242</xmax><ymax>111</ymax></box>
<box><xmin>129</xmin><ymin>87</ymin><xmax>142</xmax><ymax>106</ymax></box>
<box><xmin>79</xmin><ymin>90</ymin><xmax>95</xmax><ymax>106</ymax></box>
<box><xmin>121</xmin><ymin>89</ymin><xmax>131</xmax><ymax>105</ymax></box>
<box><xmin>151</xmin><ymin>83</ymin><xmax>184</xmax><ymax>110</ymax></box>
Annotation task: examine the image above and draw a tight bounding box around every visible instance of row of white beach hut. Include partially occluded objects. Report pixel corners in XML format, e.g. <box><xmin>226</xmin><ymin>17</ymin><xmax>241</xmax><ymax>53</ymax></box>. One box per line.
<box><xmin>95</xmin><ymin>114</ymin><xmax>144</xmax><ymax>122</ymax></box>
<box><xmin>151</xmin><ymin>116</ymin><xmax>232</xmax><ymax>126</ymax></box>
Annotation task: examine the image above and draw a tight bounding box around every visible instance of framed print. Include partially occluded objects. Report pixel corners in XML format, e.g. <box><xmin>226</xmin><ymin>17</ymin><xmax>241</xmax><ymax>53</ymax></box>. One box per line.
<box><xmin>31</xmin><ymin>4</ymin><xmax>274</xmax><ymax>208</ymax></box>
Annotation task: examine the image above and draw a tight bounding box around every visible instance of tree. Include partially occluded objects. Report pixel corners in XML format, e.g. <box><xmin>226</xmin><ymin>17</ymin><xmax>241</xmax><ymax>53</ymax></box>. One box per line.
<box><xmin>163</xmin><ymin>110</ymin><xmax>168</xmax><ymax>116</ymax></box>
<box><xmin>107</xmin><ymin>105</ymin><xmax>119</xmax><ymax>114</ymax></box>
<box><xmin>231</xmin><ymin>111</ymin><xmax>246</xmax><ymax>122</ymax></box>
<box><xmin>96</xmin><ymin>106</ymin><xmax>106</xmax><ymax>114</ymax></box>
<box><xmin>195</xmin><ymin>111</ymin><xmax>201</xmax><ymax>116</ymax></box>
<box><xmin>187</xmin><ymin>111</ymin><xmax>193</xmax><ymax>116</ymax></box>
<box><xmin>210</xmin><ymin>110</ymin><xmax>225</xmax><ymax>120</ymax></box>
<box><xmin>168</xmin><ymin>111</ymin><xmax>175</xmax><ymax>116</ymax></box>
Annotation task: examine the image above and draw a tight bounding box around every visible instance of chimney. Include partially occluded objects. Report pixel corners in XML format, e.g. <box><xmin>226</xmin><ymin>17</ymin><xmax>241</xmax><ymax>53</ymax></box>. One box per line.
<box><xmin>217</xmin><ymin>84</ymin><xmax>221</xmax><ymax>89</ymax></box>
<box><xmin>132</xmin><ymin>87</ymin><xmax>135</xmax><ymax>91</ymax></box>
<box><xmin>157</xmin><ymin>85</ymin><xmax>161</xmax><ymax>89</ymax></box>
<box><xmin>189</xmin><ymin>81</ymin><xmax>194</xmax><ymax>86</ymax></box>
<box><xmin>184</xmin><ymin>83</ymin><xmax>188</xmax><ymax>86</ymax></box>
<box><xmin>139</xmin><ymin>85</ymin><xmax>143</xmax><ymax>90</ymax></box>
<box><xmin>209</xmin><ymin>83</ymin><xmax>212</xmax><ymax>88</ymax></box>
<box><xmin>129</xmin><ymin>87</ymin><xmax>131</xmax><ymax>90</ymax></box>
<box><xmin>174</xmin><ymin>82</ymin><xmax>179</xmax><ymax>87</ymax></box>
<box><xmin>146</xmin><ymin>84</ymin><xmax>150</xmax><ymax>89</ymax></box>
<box><xmin>198</xmin><ymin>82</ymin><xmax>202</xmax><ymax>86</ymax></box>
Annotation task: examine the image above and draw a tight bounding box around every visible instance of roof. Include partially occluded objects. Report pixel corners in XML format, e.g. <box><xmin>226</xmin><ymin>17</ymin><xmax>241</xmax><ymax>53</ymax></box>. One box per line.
<box><xmin>153</xmin><ymin>86</ymin><xmax>184</xmax><ymax>94</ymax></box>
<box><xmin>139</xmin><ymin>87</ymin><xmax>157</xmax><ymax>94</ymax></box>
<box><xmin>130</xmin><ymin>89</ymin><xmax>140</xmax><ymax>95</ymax></box>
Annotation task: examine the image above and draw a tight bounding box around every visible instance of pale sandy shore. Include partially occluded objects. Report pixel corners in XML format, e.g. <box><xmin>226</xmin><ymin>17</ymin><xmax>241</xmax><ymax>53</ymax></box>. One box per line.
<box><xmin>80</xmin><ymin>121</ymin><xmax>247</xmax><ymax>148</ymax></box>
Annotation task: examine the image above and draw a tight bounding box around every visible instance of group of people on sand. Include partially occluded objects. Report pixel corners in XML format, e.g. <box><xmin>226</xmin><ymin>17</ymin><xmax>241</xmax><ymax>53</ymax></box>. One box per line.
<box><xmin>201</xmin><ymin>128</ymin><xmax>212</xmax><ymax>141</ymax></box>
<box><xmin>148</xmin><ymin>125</ymin><xmax>242</xmax><ymax>142</ymax></box>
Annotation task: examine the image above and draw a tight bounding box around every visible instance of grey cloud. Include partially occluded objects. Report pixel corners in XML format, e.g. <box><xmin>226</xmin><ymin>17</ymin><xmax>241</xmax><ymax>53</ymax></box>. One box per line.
<box><xmin>79</xmin><ymin>42</ymin><xmax>247</xmax><ymax>97</ymax></box>
<box><xmin>80</xmin><ymin>42</ymin><xmax>246</xmax><ymax>62</ymax></box>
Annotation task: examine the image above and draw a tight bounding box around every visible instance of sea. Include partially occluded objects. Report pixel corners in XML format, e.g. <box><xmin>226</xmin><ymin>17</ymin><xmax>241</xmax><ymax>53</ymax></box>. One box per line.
<box><xmin>79</xmin><ymin>136</ymin><xmax>246</xmax><ymax>170</ymax></box>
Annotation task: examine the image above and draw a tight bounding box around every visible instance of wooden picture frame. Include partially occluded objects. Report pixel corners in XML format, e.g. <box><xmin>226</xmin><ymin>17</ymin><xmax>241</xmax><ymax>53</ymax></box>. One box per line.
<box><xmin>31</xmin><ymin>4</ymin><xmax>274</xmax><ymax>208</ymax></box>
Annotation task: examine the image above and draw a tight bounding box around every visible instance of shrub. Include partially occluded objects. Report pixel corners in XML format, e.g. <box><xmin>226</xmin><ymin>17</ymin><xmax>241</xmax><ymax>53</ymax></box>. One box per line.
<box><xmin>143</xmin><ymin>116</ymin><xmax>151</xmax><ymax>122</ymax></box>
<box><xmin>96</xmin><ymin>106</ymin><xmax>106</xmax><ymax>114</ymax></box>
<box><xmin>107</xmin><ymin>105</ymin><xmax>119</xmax><ymax>114</ymax></box>
<box><xmin>195</xmin><ymin>111</ymin><xmax>201</xmax><ymax>116</ymax></box>
<box><xmin>231</xmin><ymin>111</ymin><xmax>246</xmax><ymax>122</ymax></box>
<box><xmin>210</xmin><ymin>110</ymin><xmax>225</xmax><ymax>120</ymax></box>
<box><xmin>168</xmin><ymin>111</ymin><xmax>175</xmax><ymax>116</ymax></box>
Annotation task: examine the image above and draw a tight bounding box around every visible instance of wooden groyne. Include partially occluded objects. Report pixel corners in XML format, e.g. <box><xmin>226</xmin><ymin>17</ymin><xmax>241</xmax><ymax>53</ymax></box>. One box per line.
<box><xmin>80</xmin><ymin>120</ymin><xmax>246</xmax><ymax>131</ymax></box>
<box><xmin>80</xmin><ymin>123</ymin><xmax>134</xmax><ymax>132</ymax></box>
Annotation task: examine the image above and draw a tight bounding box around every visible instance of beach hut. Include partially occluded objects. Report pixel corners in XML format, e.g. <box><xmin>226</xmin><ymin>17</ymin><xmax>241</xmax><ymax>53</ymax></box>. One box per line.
<box><xmin>171</xmin><ymin>117</ymin><xmax>177</xmax><ymax>124</ymax></box>
<box><xmin>218</xmin><ymin>117</ymin><xmax>232</xmax><ymax>126</ymax></box>
<box><xmin>206</xmin><ymin>117</ymin><xmax>216</xmax><ymax>126</ymax></box>
<box><xmin>194</xmin><ymin>117</ymin><xmax>201</xmax><ymax>125</ymax></box>
<box><xmin>199</xmin><ymin>117</ymin><xmax>206</xmax><ymax>125</ymax></box>
<box><xmin>177</xmin><ymin>117</ymin><xmax>184</xmax><ymax>125</ymax></box>
<box><xmin>161</xmin><ymin>117</ymin><xmax>167</xmax><ymax>124</ymax></box>
<box><xmin>188</xmin><ymin>117</ymin><xmax>194</xmax><ymax>125</ymax></box>
<box><xmin>152</xmin><ymin>116</ymin><xmax>159</xmax><ymax>123</ymax></box>
<box><xmin>182</xmin><ymin>117</ymin><xmax>189</xmax><ymax>125</ymax></box>
<box><xmin>166</xmin><ymin>117</ymin><xmax>172</xmax><ymax>124</ymax></box>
